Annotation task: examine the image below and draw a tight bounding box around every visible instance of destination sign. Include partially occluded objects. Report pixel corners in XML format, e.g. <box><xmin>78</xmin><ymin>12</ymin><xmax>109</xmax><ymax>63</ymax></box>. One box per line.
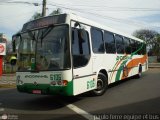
<box><xmin>22</xmin><ymin>14</ymin><xmax>67</xmax><ymax>32</ymax></box>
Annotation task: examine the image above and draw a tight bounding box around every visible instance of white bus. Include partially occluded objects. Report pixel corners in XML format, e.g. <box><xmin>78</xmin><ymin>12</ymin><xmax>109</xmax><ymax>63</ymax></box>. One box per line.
<box><xmin>12</xmin><ymin>14</ymin><xmax>148</xmax><ymax>96</ymax></box>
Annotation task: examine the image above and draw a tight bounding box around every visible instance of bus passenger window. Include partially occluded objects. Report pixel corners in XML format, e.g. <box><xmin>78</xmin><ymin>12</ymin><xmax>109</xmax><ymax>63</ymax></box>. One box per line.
<box><xmin>72</xmin><ymin>28</ymin><xmax>90</xmax><ymax>68</ymax></box>
<box><xmin>104</xmin><ymin>31</ymin><xmax>116</xmax><ymax>53</ymax></box>
<box><xmin>130</xmin><ymin>39</ymin><xmax>137</xmax><ymax>54</ymax></box>
<box><xmin>123</xmin><ymin>37</ymin><xmax>131</xmax><ymax>54</ymax></box>
<box><xmin>115</xmin><ymin>35</ymin><xmax>125</xmax><ymax>54</ymax></box>
<box><xmin>142</xmin><ymin>43</ymin><xmax>146</xmax><ymax>54</ymax></box>
<box><xmin>91</xmin><ymin>28</ymin><xmax>105</xmax><ymax>53</ymax></box>
<box><xmin>137</xmin><ymin>42</ymin><xmax>142</xmax><ymax>55</ymax></box>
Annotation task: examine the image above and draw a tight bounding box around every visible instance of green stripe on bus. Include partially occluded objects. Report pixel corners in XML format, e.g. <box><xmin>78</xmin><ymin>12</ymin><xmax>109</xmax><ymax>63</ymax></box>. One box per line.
<box><xmin>17</xmin><ymin>81</ymin><xmax>73</xmax><ymax>96</ymax></box>
<box><xmin>115</xmin><ymin>44</ymin><xmax>144</xmax><ymax>81</ymax></box>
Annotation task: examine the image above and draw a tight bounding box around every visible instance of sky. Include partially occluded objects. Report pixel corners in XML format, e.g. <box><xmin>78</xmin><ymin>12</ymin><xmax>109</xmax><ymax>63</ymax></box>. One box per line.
<box><xmin>0</xmin><ymin>0</ymin><xmax>160</xmax><ymax>40</ymax></box>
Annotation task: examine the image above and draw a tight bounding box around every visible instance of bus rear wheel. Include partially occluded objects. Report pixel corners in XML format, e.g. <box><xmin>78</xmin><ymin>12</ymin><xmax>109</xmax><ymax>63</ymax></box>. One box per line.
<box><xmin>91</xmin><ymin>73</ymin><xmax>107</xmax><ymax>96</ymax></box>
<box><xmin>136</xmin><ymin>65</ymin><xmax>142</xmax><ymax>78</ymax></box>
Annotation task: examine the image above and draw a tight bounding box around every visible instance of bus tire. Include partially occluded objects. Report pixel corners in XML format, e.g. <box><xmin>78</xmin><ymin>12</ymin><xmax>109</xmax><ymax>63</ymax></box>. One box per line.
<box><xmin>136</xmin><ymin>65</ymin><xmax>142</xmax><ymax>78</ymax></box>
<box><xmin>91</xmin><ymin>73</ymin><xmax>107</xmax><ymax>96</ymax></box>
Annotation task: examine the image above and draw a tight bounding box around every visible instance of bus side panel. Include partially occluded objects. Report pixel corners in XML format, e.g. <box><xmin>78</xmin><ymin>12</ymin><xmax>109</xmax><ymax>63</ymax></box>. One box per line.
<box><xmin>72</xmin><ymin>58</ymin><xmax>97</xmax><ymax>95</ymax></box>
<box><xmin>107</xmin><ymin>54</ymin><xmax>148</xmax><ymax>82</ymax></box>
<box><xmin>102</xmin><ymin>54</ymin><xmax>117</xmax><ymax>84</ymax></box>
<box><xmin>73</xmin><ymin>75</ymin><xmax>97</xmax><ymax>96</ymax></box>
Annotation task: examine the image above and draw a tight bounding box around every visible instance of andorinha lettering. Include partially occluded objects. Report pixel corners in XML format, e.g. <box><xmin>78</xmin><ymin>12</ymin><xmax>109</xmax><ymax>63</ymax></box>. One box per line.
<box><xmin>116</xmin><ymin>55</ymin><xmax>132</xmax><ymax>61</ymax></box>
<box><xmin>25</xmin><ymin>75</ymin><xmax>48</xmax><ymax>78</ymax></box>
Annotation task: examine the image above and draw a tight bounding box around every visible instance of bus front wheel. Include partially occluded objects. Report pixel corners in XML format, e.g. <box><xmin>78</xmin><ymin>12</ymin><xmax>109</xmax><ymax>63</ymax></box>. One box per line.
<box><xmin>91</xmin><ymin>73</ymin><xmax>107</xmax><ymax>96</ymax></box>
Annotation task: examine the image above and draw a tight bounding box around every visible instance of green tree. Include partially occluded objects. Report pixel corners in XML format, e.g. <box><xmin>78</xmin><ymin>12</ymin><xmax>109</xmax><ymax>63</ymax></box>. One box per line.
<box><xmin>30</xmin><ymin>12</ymin><xmax>42</xmax><ymax>21</ymax></box>
<box><xmin>50</xmin><ymin>8</ymin><xmax>62</xmax><ymax>15</ymax></box>
<box><xmin>29</xmin><ymin>8</ymin><xmax>62</xmax><ymax>21</ymax></box>
<box><xmin>154</xmin><ymin>34</ymin><xmax>160</xmax><ymax>62</ymax></box>
<box><xmin>133</xmin><ymin>29</ymin><xmax>160</xmax><ymax>56</ymax></box>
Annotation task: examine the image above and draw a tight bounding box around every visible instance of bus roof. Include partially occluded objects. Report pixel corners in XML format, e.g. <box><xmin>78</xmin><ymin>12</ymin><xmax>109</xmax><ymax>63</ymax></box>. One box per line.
<box><xmin>68</xmin><ymin>13</ymin><xmax>144</xmax><ymax>43</ymax></box>
<box><xmin>22</xmin><ymin>14</ymin><xmax>67</xmax><ymax>32</ymax></box>
<box><xmin>21</xmin><ymin>13</ymin><xmax>144</xmax><ymax>43</ymax></box>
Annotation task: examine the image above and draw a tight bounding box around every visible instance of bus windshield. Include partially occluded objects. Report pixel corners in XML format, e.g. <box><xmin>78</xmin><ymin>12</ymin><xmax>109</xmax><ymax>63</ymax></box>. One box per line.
<box><xmin>17</xmin><ymin>25</ymin><xmax>70</xmax><ymax>71</ymax></box>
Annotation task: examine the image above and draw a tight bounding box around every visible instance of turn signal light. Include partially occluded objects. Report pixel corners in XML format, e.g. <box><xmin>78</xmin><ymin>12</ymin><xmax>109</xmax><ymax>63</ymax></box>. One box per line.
<box><xmin>50</xmin><ymin>80</ymin><xmax>68</xmax><ymax>86</ymax></box>
<box><xmin>62</xmin><ymin>80</ymin><xmax>68</xmax><ymax>86</ymax></box>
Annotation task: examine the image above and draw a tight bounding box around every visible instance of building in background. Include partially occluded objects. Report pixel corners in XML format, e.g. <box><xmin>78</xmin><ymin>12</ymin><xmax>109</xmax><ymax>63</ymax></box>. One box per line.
<box><xmin>0</xmin><ymin>33</ymin><xmax>7</xmax><ymax>43</ymax></box>
<box><xmin>0</xmin><ymin>33</ymin><xmax>17</xmax><ymax>74</ymax></box>
<box><xmin>0</xmin><ymin>33</ymin><xmax>7</xmax><ymax>75</ymax></box>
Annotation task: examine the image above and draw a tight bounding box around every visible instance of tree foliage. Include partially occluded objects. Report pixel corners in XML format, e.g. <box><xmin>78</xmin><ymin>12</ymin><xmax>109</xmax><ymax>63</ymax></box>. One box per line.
<box><xmin>30</xmin><ymin>12</ymin><xmax>42</xmax><ymax>21</ymax></box>
<box><xmin>30</xmin><ymin>8</ymin><xmax>62</xmax><ymax>21</ymax></box>
<box><xmin>133</xmin><ymin>29</ymin><xmax>158</xmax><ymax>46</ymax></box>
<box><xmin>133</xmin><ymin>29</ymin><xmax>160</xmax><ymax>56</ymax></box>
<box><xmin>50</xmin><ymin>8</ymin><xmax>62</xmax><ymax>15</ymax></box>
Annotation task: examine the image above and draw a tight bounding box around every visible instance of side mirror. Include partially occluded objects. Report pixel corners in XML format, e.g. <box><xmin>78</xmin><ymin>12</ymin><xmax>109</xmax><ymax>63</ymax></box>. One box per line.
<box><xmin>74</xmin><ymin>22</ymin><xmax>81</xmax><ymax>28</ymax></box>
<box><xmin>12</xmin><ymin>39</ymin><xmax>16</xmax><ymax>52</ymax></box>
<box><xmin>12</xmin><ymin>33</ymin><xmax>21</xmax><ymax>53</ymax></box>
<box><xmin>78</xmin><ymin>29</ymin><xmax>87</xmax><ymax>43</ymax></box>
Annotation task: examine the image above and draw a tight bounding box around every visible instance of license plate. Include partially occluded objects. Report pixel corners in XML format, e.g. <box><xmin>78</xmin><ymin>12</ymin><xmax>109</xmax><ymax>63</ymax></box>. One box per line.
<box><xmin>32</xmin><ymin>90</ymin><xmax>41</xmax><ymax>94</ymax></box>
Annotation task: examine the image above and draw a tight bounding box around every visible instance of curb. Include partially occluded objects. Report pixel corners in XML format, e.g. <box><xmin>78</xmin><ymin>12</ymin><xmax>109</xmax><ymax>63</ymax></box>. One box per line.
<box><xmin>0</xmin><ymin>81</ymin><xmax>16</xmax><ymax>84</ymax></box>
<box><xmin>0</xmin><ymin>88</ymin><xmax>16</xmax><ymax>91</ymax></box>
<box><xmin>148</xmin><ymin>66</ymin><xmax>160</xmax><ymax>68</ymax></box>
<box><xmin>148</xmin><ymin>63</ymin><xmax>160</xmax><ymax>68</ymax></box>
<box><xmin>2</xmin><ymin>74</ymin><xmax>16</xmax><ymax>76</ymax></box>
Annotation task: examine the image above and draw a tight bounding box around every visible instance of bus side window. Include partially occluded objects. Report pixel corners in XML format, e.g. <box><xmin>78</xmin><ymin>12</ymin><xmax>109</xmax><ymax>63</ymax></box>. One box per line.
<box><xmin>137</xmin><ymin>41</ymin><xmax>142</xmax><ymax>55</ymax></box>
<box><xmin>104</xmin><ymin>31</ymin><xmax>116</xmax><ymax>53</ymax></box>
<box><xmin>139</xmin><ymin>42</ymin><xmax>146</xmax><ymax>55</ymax></box>
<box><xmin>72</xmin><ymin>28</ymin><xmax>90</xmax><ymax>68</ymax></box>
<box><xmin>134</xmin><ymin>41</ymin><xmax>139</xmax><ymax>54</ymax></box>
<box><xmin>130</xmin><ymin>39</ymin><xmax>136</xmax><ymax>54</ymax></box>
<box><xmin>123</xmin><ymin>37</ymin><xmax>131</xmax><ymax>54</ymax></box>
<box><xmin>78</xmin><ymin>29</ymin><xmax>90</xmax><ymax>56</ymax></box>
<box><xmin>142</xmin><ymin>43</ymin><xmax>146</xmax><ymax>55</ymax></box>
<box><xmin>91</xmin><ymin>27</ymin><xmax>105</xmax><ymax>53</ymax></box>
<box><xmin>115</xmin><ymin>35</ymin><xmax>124</xmax><ymax>54</ymax></box>
<box><xmin>72</xmin><ymin>29</ymin><xmax>80</xmax><ymax>55</ymax></box>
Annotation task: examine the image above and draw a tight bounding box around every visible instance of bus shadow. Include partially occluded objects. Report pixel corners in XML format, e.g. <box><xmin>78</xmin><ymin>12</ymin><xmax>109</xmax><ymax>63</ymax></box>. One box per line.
<box><xmin>0</xmin><ymin>89</ymin><xmax>82</xmax><ymax>111</ymax></box>
<box><xmin>77</xmin><ymin>75</ymin><xmax>145</xmax><ymax>98</ymax></box>
<box><xmin>108</xmin><ymin>75</ymin><xmax>138</xmax><ymax>88</ymax></box>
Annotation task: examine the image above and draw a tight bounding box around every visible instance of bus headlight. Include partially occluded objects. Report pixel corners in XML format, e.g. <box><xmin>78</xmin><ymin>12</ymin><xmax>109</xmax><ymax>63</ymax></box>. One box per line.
<box><xmin>50</xmin><ymin>81</ymin><xmax>56</xmax><ymax>86</ymax></box>
<box><xmin>50</xmin><ymin>80</ymin><xmax>68</xmax><ymax>86</ymax></box>
<box><xmin>57</xmin><ymin>81</ymin><xmax>62</xmax><ymax>86</ymax></box>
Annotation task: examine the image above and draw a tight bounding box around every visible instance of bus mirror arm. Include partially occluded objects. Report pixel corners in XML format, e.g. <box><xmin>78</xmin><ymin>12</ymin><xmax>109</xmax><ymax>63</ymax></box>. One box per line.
<box><xmin>12</xmin><ymin>40</ymin><xmax>16</xmax><ymax>52</ymax></box>
<box><xmin>74</xmin><ymin>22</ymin><xmax>81</xmax><ymax>28</ymax></box>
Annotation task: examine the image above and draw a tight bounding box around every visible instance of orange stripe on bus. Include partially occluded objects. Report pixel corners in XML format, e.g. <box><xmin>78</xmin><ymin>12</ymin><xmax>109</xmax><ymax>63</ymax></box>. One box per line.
<box><xmin>121</xmin><ymin>55</ymin><xmax>147</xmax><ymax>80</ymax></box>
<box><xmin>109</xmin><ymin>54</ymin><xmax>128</xmax><ymax>82</ymax></box>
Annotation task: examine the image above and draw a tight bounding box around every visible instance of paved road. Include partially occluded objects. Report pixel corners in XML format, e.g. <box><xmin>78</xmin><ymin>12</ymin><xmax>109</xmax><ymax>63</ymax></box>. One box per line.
<box><xmin>0</xmin><ymin>69</ymin><xmax>160</xmax><ymax>120</ymax></box>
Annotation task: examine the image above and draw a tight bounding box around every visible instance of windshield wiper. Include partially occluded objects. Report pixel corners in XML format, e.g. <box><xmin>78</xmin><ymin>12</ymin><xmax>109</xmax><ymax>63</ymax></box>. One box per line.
<box><xmin>39</xmin><ymin>25</ymin><xmax>54</xmax><ymax>47</ymax></box>
<box><xmin>28</xmin><ymin>30</ymin><xmax>36</xmax><ymax>41</ymax></box>
<box><xmin>26</xmin><ymin>25</ymin><xmax>54</xmax><ymax>72</ymax></box>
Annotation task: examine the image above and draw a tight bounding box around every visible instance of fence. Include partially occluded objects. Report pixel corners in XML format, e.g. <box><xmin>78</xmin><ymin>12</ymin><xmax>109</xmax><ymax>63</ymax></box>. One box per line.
<box><xmin>148</xmin><ymin>56</ymin><xmax>159</xmax><ymax>63</ymax></box>
<box><xmin>2</xmin><ymin>63</ymin><xmax>16</xmax><ymax>74</ymax></box>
